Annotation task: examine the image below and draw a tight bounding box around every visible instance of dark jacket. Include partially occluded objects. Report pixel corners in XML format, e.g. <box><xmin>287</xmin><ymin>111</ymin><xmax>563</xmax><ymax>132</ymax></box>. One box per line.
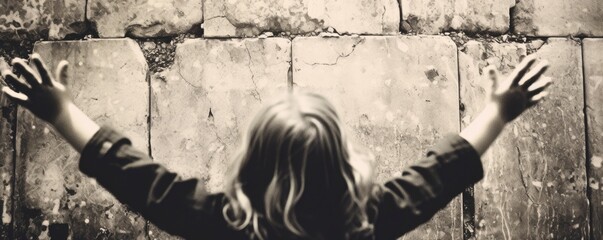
<box><xmin>79</xmin><ymin>126</ymin><xmax>483</xmax><ymax>239</ymax></box>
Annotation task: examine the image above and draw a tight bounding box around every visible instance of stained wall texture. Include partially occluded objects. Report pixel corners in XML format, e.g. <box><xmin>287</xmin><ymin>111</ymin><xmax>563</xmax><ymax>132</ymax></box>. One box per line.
<box><xmin>0</xmin><ymin>0</ymin><xmax>600</xmax><ymax>239</ymax></box>
<box><xmin>460</xmin><ymin>39</ymin><xmax>588</xmax><ymax>239</ymax></box>
<box><xmin>15</xmin><ymin>39</ymin><xmax>149</xmax><ymax>239</ymax></box>
<box><xmin>293</xmin><ymin>36</ymin><xmax>462</xmax><ymax>239</ymax></box>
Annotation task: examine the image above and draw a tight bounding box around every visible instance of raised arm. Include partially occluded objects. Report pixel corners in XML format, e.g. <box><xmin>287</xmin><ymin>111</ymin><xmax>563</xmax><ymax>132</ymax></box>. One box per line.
<box><xmin>375</xmin><ymin>54</ymin><xmax>552</xmax><ymax>239</ymax></box>
<box><xmin>1</xmin><ymin>54</ymin><xmax>98</xmax><ymax>151</ymax></box>
<box><xmin>1</xmin><ymin>54</ymin><xmax>234</xmax><ymax>239</ymax></box>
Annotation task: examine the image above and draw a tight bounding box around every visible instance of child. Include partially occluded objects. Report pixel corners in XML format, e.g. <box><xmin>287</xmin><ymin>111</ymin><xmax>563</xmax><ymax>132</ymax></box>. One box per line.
<box><xmin>1</xmin><ymin>53</ymin><xmax>550</xmax><ymax>239</ymax></box>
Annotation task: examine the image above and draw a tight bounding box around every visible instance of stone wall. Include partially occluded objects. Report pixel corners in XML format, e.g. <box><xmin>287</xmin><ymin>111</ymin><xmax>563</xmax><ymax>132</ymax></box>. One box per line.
<box><xmin>0</xmin><ymin>0</ymin><xmax>601</xmax><ymax>239</ymax></box>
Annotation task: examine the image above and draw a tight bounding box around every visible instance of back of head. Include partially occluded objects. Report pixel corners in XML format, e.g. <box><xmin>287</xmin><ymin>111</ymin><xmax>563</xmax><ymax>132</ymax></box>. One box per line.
<box><xmin>223</xmin><ymin>90</ymin><xmax>377</xmax><ymax>239</ymax></box>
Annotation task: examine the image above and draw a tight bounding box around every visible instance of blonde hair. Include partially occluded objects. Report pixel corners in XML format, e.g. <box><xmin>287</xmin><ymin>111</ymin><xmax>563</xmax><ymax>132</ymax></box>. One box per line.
<box><xmin>223</xmin><ymin>90</ymin><xmax>378</xmax><ymax>239</ymax></box>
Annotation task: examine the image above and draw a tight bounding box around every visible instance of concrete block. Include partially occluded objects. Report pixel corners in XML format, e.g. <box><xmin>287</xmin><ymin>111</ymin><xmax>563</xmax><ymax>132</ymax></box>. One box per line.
<box><xmin>293</xmin><ymin>36</ymin><xmax>461</xmax><ymax>239</ymax></box>
<box><xmin>584</xmin><ymin>38</ymin><xmax>603</xmax><ymax>240</ymax></box>
<box><xmin>459</xmin><ymin>39</ymin><xmax>588</xmax><ymax>239</ymax></box>
<box><xmin>149</xmin><ymin>38</ymin><xmax>290</xmax><ymax>238</ymax></box>
<box><xmin>88</xmin><ymin>0</ymin><xmax>203</xmax><ymax>37</ymax></box>
<box><xmin>513</xmin><ymin>0</ymin><xmax>603</xmax><ymax>36</ymax></box>
<box><xmin>401</xmin><ymin>0</ymin><xmax>513</xmax><ymax>34</ymax></box>
<box><xmin>203</xmin><ymin>0</ymin><xmax>400</xmax><ymax>37</ymax></box>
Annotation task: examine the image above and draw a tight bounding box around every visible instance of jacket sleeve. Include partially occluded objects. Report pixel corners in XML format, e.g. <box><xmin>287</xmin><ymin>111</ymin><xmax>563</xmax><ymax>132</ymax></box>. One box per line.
<box><xmin>79</xmin><ymin>126</ymin><xmax>231</xmax><ymax>239</ymax></box>
<box><xmin>374</xmin><ymin>134</ymin><xmax>483</xmax><ymax>239</ymax></box>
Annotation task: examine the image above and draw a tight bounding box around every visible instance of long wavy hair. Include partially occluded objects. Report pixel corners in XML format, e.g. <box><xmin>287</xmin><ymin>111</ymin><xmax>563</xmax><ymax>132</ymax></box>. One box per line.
<box><xmin>222</xmin><ymin>90</ymin><xmax>379</xmax><ymax>239</ymax></box>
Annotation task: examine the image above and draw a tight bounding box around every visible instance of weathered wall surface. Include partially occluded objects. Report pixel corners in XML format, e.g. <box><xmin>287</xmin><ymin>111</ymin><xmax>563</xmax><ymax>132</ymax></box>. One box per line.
<box><xmin>460</xmin><ymin>39</ymin><xmax>588</xmax><ymax>239</ymax></box>
<box><xmin>0</xmin><ymin>60</ymin><xmax>14</xmax><ymax>239</ymax></box>
<box><xmin>293</xmin><ymin>36</ymin><xmax>461</xmax><ymax>239</ymax></box>
<box><xmin>0</xmin><ymin>1</ymin><xmax>86</xmax><ymax>40</ymax></box>
<box><xmin>585</xmin><ymin>38</ymin><xmax>603</xmax><ymax>240</ymax></box>
<box><xmin>513</xmin><ymin>0</ymin><xmax>603</xmax><ymax>36</ymax></box>
<box><xmin>149</xmin><ymin>38</ymin><xmax>290</xmax><ymax>239</ymax></box>
<box><xmin>0</xmin><ymin>0</ymin><xmax>600</xmax><ymax>239</ymax></box>
<box><xmin>87</xmin><ymin>0</ymin><xmax>203</xmax><ymax>38</ymax></box>
<box><xmin>400</xmin><ymin>0</ymin><xmax>514</xmax><ymax>34</ymax></box>
<box><xmin>204</xmin><ymin>0</ymin><xmax>399</xmax><ymax>37</ymax></box>
<box><xmin>14</xmin><ymin>39</ymin><xmax>149</xmax><ymax>239</ymax></box>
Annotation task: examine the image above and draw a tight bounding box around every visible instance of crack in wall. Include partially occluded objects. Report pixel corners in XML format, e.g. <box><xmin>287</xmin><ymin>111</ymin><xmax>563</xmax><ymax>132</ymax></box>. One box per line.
<box><xmin>4</xmin><ymin>0</ymin><xmax>600</xmax><ymax>238</ymax></box>
<box><xmin>207</xmin><ymin>111</ymin><xmax>227</xmax><ymax>147</ymax></box>
<box><xmin>176</xmin><ymin>68</ymin><xmax>203</xmax><ymax>89</ymax></box>
<box><xmin>580</xmin><ymin>40</ymin><xmax>593</xmax><ymax>240</ymax></box>
<box><xmin>527</xmin><ymin>39</ymin><xmax>548</xmax><ymax>54</ymax></box>
<box><xmin>205</xmin><ymin>15</ymin><xmax>228</xmax><ymax>22</ymax></box>
<box><xmin>381</xmin><ymin>4</ymin><xmax>387</xmax><ymax>33</ymax></box>
<box><xmin>174</xmin><ymin>55</ymin><xmax>203</xmax><ymax>89</ymax></box>
<box><xmin>144</xmin><ymin>70</ymin><xmax>153</xmax><ymax>240</ymax></box>
<box><xmin>244</xmin><ymin>44</ymin><xmax>262</xmax><ymax>102</ymax></box>
<box><xmin>458</xmin><ymin>43</ymin><xmax>476</xmax><ymax>240</ymax></box>
<box><xmin>4</xmin><ymin>0</ymin><xmax>562</xmax><ymax>42</ymax></box>
<box><xmin>516</xmin><ymin>146</ymin><xmax>536</xmax><ymax>204</ymax></box>
<box><xmin>303</xmin><ymin>38</ymin><xmax>365</xmax><ymax>66</ymax></box>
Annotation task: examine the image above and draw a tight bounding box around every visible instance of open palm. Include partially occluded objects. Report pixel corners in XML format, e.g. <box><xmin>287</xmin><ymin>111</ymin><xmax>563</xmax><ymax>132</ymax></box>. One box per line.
<box><xmin>1</xmin><ymin>53</ymin><xmax>71</xmax><ymax>124</ymax></box>
<box><xmin>486</xmin><ymin>54</ymin><xmax>552</xmax><ymax>122</ymax></box>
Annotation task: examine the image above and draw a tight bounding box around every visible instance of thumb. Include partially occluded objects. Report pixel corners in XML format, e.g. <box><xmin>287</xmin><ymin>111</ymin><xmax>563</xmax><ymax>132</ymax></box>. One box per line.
<box><xmin>54</xmin><ymin>60</ymin><xmax>69</xmax><ymax>89</ymax></box>
<box><xmin>484</xmin><ymin>65</ymin><xmax>500</xmax><ymax>94</ymax></box>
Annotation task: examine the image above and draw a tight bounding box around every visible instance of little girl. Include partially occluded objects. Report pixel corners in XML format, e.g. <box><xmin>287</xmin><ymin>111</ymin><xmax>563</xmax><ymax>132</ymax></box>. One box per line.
<box><xmin>1</xmin><ymin>53</ymin><xmax>550</xmax><ymax>239</ymax></box>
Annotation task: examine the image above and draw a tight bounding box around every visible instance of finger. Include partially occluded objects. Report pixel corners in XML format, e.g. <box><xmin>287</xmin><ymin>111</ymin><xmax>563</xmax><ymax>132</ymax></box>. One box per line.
<box><xmin>527</xmin><ymin>75</ymin><xmax>552</xmax><ymax>91</ymax></box>
<box><xmin>31</xmin><ymin>53</ymin><xmax>53</xmax><ymax>86</ymax></box>
<box><xmin>520</xmin><ymin>61</ymin><xmax>549</xmax><ymax>88</ymax></box>
<box><xmin>1</xmin><ymin>86</ymin><xmax>28</xmax><ymax>105</ymax></box>
<box><xmin>484</xmin><ymin>65</ymin><xmax>499</xmax><ymax>82</ymax></box>
<box><xmin>528</xmin><ymin>91</ymin><xmax>549</xmax><ymax>108</ymax></box>
<box><xmin>527</xmin><ymin>81</ymin><xmax>552</xmax><ymax>97</ymax></box>
<box><xmin>55</xmin><ymin>60</ymin><xmax>69</xmax><ymax>87</ymax></box>
<box><xmin>2</xmin><ymin>70</ymin><xmax>31</xmax><ymax>94</ymax></box>
<box><xmin>12</xmin><ymin>58</ymin><xmax>41</xmax><ymax>87</ymax></box>
<box><xmin>527</xmin><ymin>76</ymin><xmax>552</xmax><ymax>90</ymax></box>
<box><xmin>511</xmin><ymin>54</ymin><xmax>537</xmax><ymax>86</ymax></box>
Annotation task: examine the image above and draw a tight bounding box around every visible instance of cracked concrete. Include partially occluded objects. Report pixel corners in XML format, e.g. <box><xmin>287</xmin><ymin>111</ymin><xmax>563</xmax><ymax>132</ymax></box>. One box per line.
<box><xmin>1</xmin><ymin>0</ymin><xmax>602</xmax><ymax>40</ymax></box>
<box><xmin>584</xmin><ymin>38</ymin><xmax>603</xmax><ymax>240</ymax></box>
<box><xmin>149</xmin><ymin>38</ymin><xmax>290</xmax><ymax>238</ymax></box>
<box><xmin>302</xmin><ymin>38</ymin><xmax>365</xmax><ymax>66</ymax></box>
<box><xmin>87</xmin><ymin>0</ymin><xmax>203</xmax><ymax>37</ymax></box>
<box><xmin>459</xmin><ymin>38</ymin><xmax>588</xmax><ymax>239</ymax></box>
<box><xmin>293</xmin><ymin>35</ymin><xmax>461</xmax><ymax>239</ymax></box>
<box><xmin>0</xmin><ymin>0</ymin><xmax>601</xmax><ymax>238</ymax></box>
<box><xmin>515</xmin><ymin>146</ymin><xmax>536</xmax><ymax>204</ymax></box>
<box><xmin>244</xmin><ymin>44</ymin><xmax>263</xmax><ymax>102</ymax></box>
<box><xmin>14</xmin><ymin>39</ymin><xmax>149</xmax><ymax>239</ymax></box>
<box><xmin>203</xmin><ymin>0</ymin><xmax>400</xmax><ymax>37</ymax></box>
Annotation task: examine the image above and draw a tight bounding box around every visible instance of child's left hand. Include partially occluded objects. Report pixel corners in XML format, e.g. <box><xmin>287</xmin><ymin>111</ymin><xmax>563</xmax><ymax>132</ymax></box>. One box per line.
<box><xmin>1</xmin><ymin>53</ymin><xmax>72</xmax><ymax>125</ymax></box>
<box><xmin>485</xmin><ymin>55</ymin><xmax>552</xmax><ymax>123</ymax></box>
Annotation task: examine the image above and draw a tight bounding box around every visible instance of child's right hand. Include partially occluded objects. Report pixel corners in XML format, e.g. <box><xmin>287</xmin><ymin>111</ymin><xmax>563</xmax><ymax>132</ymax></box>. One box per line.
<box><xmin>485</xmin><ymin>54</ymin><xmax>552</xmax><ymax>123</ymax></box>
<box><xmin>1</xmin><ymin>53</ymin><xmax>71</xmax><ymax>125</ymax></box>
